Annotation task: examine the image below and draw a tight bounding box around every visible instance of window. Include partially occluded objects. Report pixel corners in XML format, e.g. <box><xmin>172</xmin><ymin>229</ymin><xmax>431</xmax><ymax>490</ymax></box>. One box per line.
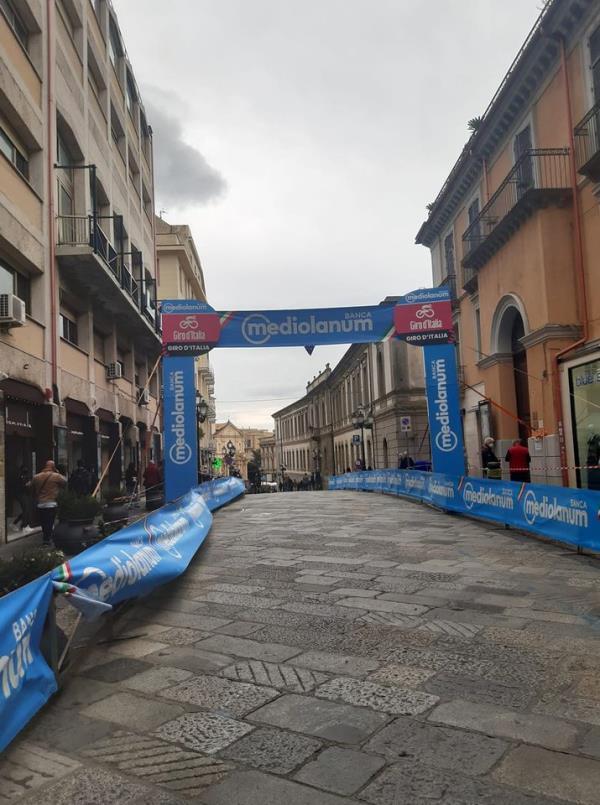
<box><xmin>126</xmin><ymin>72</ymin><xmax>137</xmax><ymax>119</ymax></box>
<box><xmin>0</xmin><ymin>126</ymin><xmax>28</xmax><ymax>180</ymax></box>
<box><xmin>590</xmin><ymin>24</ymin><xmax>600</xmax><ymax>102</ymax></box>
<box><xmin>0</xmin><ymin>259</ymin><xmax>30</xmax><ymax>313</ymax></box>
<box><xmin>60</xmin><ymin>312</ymin><xmax>78</xmax><ymax>345</ymax></box>
<box><xmin>443</xmin><ymin>232</ymin><xmax>455</xmax><ymax>276</ymax></box>
<box><xmin>474</xmin><ymin>305</ymin><xmax>482</xmax><ymax>360</ymax></box>
<box><xmin>108</xmin><ymin>17</ymin><xmax>122</xmax><ymax>69</ymax></box>
<box><xmin>0</xmin><ymin>0</ymin><xmax>28</xmax><ymax>50</ymax></box>
<box><xmin>514</xmin><ymin>124</ymin><xmax>533</xmax><ymax>195</ymax></box>
<box><xmin>93</xmin><ymin>330</ymin><xmax>105</xmax><ymax>362</ymax></box>
<box><xmin>467</xmin><ymin>198</ymin><xmax>480</xmax><ymax>243</ymax></box>
<box><xmin>110</xmin><ymin>105</ymin><xmax>124</xmax><ymax>146</ymax></box>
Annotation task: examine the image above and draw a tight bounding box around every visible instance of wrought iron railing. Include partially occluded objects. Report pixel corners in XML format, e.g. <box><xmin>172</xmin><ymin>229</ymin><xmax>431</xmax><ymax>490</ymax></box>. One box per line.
<box><xmin>574</xmin><ymin>103</ymin><xmax>600</xmax><ymax>176</ymax></box>
<box><xmin>440</xmin><ymin>273</ymin><xmax>457</xmax><ymax>300</ymax></box>
<box><xmin>462</xmin><ymin>148</ymin><xmax>570</xmax><ymax>259</ymax></box>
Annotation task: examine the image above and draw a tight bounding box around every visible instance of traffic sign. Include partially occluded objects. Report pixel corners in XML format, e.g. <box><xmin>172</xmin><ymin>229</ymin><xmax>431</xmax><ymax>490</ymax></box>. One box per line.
<box><xmin>400</xmin><ymin>416</ymin><xmax>412</xmax><ymax>432</ymax></box>
<box><xmin>352</xmin><ymin>434</ymin><xmax>361</xmax><ymax>444</ymax></box>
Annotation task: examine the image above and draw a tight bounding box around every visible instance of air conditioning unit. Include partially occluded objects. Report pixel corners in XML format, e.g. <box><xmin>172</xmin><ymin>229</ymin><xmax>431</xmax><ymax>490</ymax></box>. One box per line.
<box><xmin>139</xmin><ymin>387</ymin><xmax>151</xmax><ymax>405</ymax></box>
<box><xmin>0</xmin><ymin>294</ymin><xmax>26</xmax><ymax>328</ymax></box>
<box><xmin>106</xmin><ymin>362</ymin><xmax>123</xmax><ymax>380</ymax></box>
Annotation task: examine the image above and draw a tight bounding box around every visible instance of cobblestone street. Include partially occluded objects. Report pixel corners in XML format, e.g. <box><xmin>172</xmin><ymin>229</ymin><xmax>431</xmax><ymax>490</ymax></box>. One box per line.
<box><xmin>4</xmin><ymin>490</ymin><xmax>600</xmax><ymax>803</ymax></box>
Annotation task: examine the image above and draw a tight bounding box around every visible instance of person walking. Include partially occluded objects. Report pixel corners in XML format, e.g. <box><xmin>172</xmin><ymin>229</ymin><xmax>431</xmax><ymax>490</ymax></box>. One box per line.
<box><xmin>505</xmin><ymin>438</ymin><xmax>531</xmax><ymax>483</ymax></box>
<box><xmin>143</xmin><ymin>460</ymin><xmax>161</xmax><ymax>489</ymax></box>
<box><xmin>13</xmin><ymin>466</ymin><xmax>32</xmax><ymax>530</ymax></box>
<box><xmin>481</xmin><ymin>437</ymin><xmax>501</xmax><ymax>480</ymax></box>
<box><xmin>29</xmin><ymin>461</ymin><xmax>66</xmax><ymax>544</ymax></box>
<box><xmin>69</xmin><ymin>459</ymin><xmax>91</xmax><ymax>496</ymax></box>
<box><xmin>398</xmin><ymin>452</ymin><xmax>415</xmax><ymax>470</ymax></box>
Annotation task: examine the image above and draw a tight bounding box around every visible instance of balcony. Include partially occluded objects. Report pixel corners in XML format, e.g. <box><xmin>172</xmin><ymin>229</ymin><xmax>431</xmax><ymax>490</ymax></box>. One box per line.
<box><xmin>575</xmin><ymin>104</ymin><xmax>600</xmax><ymax>182</ymax></box>
<box><xmin>461</xmin><ymin>148</ymin><xmax>571</xmax><ymax>275</ymax></box>
<box><xmin>56</xmin><ymin>214</ymin><xmax>161</xmax><ymax>347</ymax></box>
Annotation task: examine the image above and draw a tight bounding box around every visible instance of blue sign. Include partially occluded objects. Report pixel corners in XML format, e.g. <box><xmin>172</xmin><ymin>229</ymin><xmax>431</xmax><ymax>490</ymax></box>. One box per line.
<box><xmin>397</xmin><ymin>287</ymin><xmax>451</xmax><ymax>304</ymax></box>
<box><xmin>423</xmin><ymin>344</ymin><xmax>465</xmax><ymax>477</ymax></box>
<box><xmin>0</xmin><ymin>574</ymin><xmax>57</xmax><ymax>752</ymax></box>
<box><xmin>216</xmin><ymin>305</ymin><xmax>396</xmax><ymax>348</ymax></box>
<box><xmin>329</xmin><ymin>470</ymin><xmax>600</xmax><ymax>553</ymax></box>
<box><xmin>161</xmin><ymin>300</ymin><xmax>216</xmax><ymax>314</ymax></box>
<box><xmin>163</xmin><ymin>356</ymin><xmax>198</xmax><ymax>502</ymax></box>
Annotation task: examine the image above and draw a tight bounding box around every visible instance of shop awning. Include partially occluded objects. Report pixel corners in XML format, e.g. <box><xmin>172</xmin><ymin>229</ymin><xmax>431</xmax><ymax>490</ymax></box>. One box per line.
<box><xmin>0</xmin><ymin>378</ymin><xmax>46</xmax><ymax>405</ymax></box>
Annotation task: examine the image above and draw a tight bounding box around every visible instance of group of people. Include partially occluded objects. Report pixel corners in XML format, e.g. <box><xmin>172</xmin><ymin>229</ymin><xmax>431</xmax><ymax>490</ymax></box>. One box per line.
<box><xmin>279</xmin><ymin>472</ymin><xmax>322</xmax><ymax>492</ymax></box>
<box><xmin>481</xmin><ymin>437</ymin><xmax>531</xmax><ymax>482</ymax></box>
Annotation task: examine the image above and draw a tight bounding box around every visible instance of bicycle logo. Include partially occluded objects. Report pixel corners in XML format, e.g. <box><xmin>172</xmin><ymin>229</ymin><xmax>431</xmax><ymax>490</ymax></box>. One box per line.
<box><xmin>415</xmin><ymin>304</ymin><xmax>435</xmax><ymax>319</ymax></box>
<box><xmin>180</xmin><ymin>316</ymin><xmax>199</xmax><ymax>330</ymax></box>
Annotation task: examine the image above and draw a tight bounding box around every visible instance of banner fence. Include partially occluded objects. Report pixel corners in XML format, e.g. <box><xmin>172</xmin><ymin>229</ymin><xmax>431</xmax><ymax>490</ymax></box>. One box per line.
<box><xmin>329</xmin><ymin>470</ymin><xmax>600</xmax><ymax>552</ymax></box>
<box><xmin>0</xmin><ymin>477</ymin><xmax>244</xmax><ymax>753</ymax></box>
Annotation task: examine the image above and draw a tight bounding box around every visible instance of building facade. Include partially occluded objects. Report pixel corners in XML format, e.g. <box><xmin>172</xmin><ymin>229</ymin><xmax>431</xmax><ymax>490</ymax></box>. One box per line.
<box><xmin>156</xmin><ymin>216</ymin><xmax>216</xmax><ymax>474</ymax></box>
<box><xmin>416</xmin><ymin>0</ymin><xmax>600</xmax><ymax>489</ymax></box>
<box><xmin>213</xmin><ymin>421</ymin><xmax>246</xmax><ymax>478</ymax></box>
<box><xmin>1</xmin><ymin>0</ymin><xmax>163</xmax><ymax>541</ymax></box>
<box><xmin>259</xmin><ymin>434</ymin><xmax>276</xmax><ymax>482</ymax></box>
<box><xmin>273</xmin><ymin>332</ymin><xmax>429</xmax><ymax>483</ymax></box>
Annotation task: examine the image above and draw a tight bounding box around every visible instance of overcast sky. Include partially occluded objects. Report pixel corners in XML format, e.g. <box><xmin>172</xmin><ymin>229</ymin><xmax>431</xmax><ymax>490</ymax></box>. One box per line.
<box><xmin>114</xmin><ymin>0</ymin><xmax>542</xmax><ymax>429</ymax></box>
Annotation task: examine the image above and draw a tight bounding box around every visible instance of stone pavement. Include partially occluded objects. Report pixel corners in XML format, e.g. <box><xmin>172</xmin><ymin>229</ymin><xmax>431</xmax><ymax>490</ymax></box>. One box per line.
<box><xmin>4</xmin><ymin>490</ymin><xmax>600</xmax><ymax>803</ymax></box>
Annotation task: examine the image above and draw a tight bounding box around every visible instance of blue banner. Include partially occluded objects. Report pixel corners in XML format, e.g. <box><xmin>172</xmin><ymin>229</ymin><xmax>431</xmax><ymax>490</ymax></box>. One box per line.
<box><xmin>163</xmin><ymin>356</ymin><xmax>199</xmax><ymax>502</ymax></box>
<box><xmin>330</xmin><ymin>471</ymin><xmax>600</xmax><ymax>551</ymax></box>
<box><xmin>216</xmin><ymin>305</ymin><xmax>396</xmax><ymax>348</ymax></box>
<box><xmin>397</xmin><ymin>287</ymin><xmax>451</xmax><ymax>304</ymax></box>
<box><xmin>423</xmin><ymin>344</ymin><xmax>466</xmax><ymax>477</ymax></box>
<box><xmin>0</xmin><ymin>574</ymin><xmax>57</xmax><ymax>752</ymax></box>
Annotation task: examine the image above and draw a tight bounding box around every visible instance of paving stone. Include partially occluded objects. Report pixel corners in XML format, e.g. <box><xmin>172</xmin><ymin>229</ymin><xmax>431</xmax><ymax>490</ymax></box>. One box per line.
<box><xmin>0</xmin><ymin>743</ymin><xmax>80</xmax><ymax>801</ymax></box>
<box><xmin>295</xmin><ymin>574</ymin><xmax>340</xmax><ymax>585</ymax></box>
<box><xmin>142</xmin><ymin>597</ymin><xmax>208</xmax><ymax>614</ymax></box>
<box><xmin>122</xmin><ymin>666</ymin><xmax>194</xmax><ymax>694</ymax></box>
<box><xmin>293</xmin><ymin>650</ymin><xmax>379</xmax><ymax>677</ymax></box>
<box><xmin>294</xmin><ymin>746</ymin><xmax>384</xmax><ymax>794</ymax></box>
<box><xmin>147</xmin><ymin>611</ymin><xmax>233</xmax><ymax>631</ymax></box>
<box><xmin>533</xmin><ymin>695</ymin><xmax>600</xmax><ymax>727</ymax></box>
<box><xmin>368</xmin><ymin>664</ymin><xmax>435</xmax><ymax>688</ymax></box>
<box><xmin>152</xmin><ymin>627</ymin><xmax>209</xmax><ymax>645</ymax></box>
<box><xmin>316</xmin><ymin>676</ymin><xmax>439</xmax><ymax>715</ymax></box>
<box><xmin>201</xmin><ymin>769</ymin><xmax>361</xmax><ymax>805</ymax></box>
<box><xmin>221</xmin><ymin>659</ymin><xmax>327</xmax><ymax>692</ymax></box>
<box><xmin>47</xmin><ymin>677</ymin><xmax>117</xmax><ymax>709</ymax></box>
<box><xmin>356</xmin><ymin>611</ymin><xmax>421</xmax><ymax>628</ymax></box>
<box><xmin>107</xmin><ymin>638</ymin><xmax>169</xmax><ymax>658</ymax></box>
<box><xmin>221</xmin><ymin>727</ymin><xmax>321</xmax><ymax>774</ymax></box>
<box><xmin>204</xmin><ymin>583</ymin><xmax>266</xmax><ymax>594</ymax></box>
<box><xmin>418</xmin><ymin>619</ymin><xmax>483</xmax><ymax>639</ymax></box>
<box><xmin>328</xmin><ymin>587</ymin><xmax>380</xmax><ymax>598</ymax></box>
<box><xmin>14</xmin><ymin>765</ymin><xmax>172</xmax><ymax>805</ymax></box>
<box><xmin>195</xmin><ymin>592</ymin><xmax>282</xmax><ymax>609</ymax></box>
<box><xmin>282</xmin><ymin>601</ymin><xmax>362</xmax><ymax>619</ymax></box>
<box><xmin>160</xmin><ymin>673</ymin><xmax>278</xmax><ymax>716</ymax></box>
<box><xmin>429</xmin><ymin>698</ymin><xmax>578</xmax><ymax>750</ymax></box>
<box><xmin>83</xmin><ymin>658</ymin><xmax>153</xmax><ymax>683</ymax></box>
<box><xmin>81</xmin><ymin>730</ymin><xmax>232</xmax><ymax>797</ymax></box>
<box><xmin>214</xmin><ymin>620</ymin><xmax>264</xmax><ymax>637</ymax></box>
<box><xmin>365</xmin><ymin>716</ymin><xmax>508</xmax><ymax>774</ymax></box>
<box><xmin>423</xmin><ymin>672</ymin><xmax>532</xmax><ymax>709</ymax></box>
<box><xmin>20</xmin><ymin>709</ymin><xmax>118</xmax><ymax>754</ymax></box>
<box><xmin>372</xmin><ymin>576</ymin><xmax>425</xmax><ymax>594</ymax></box>
<box><xmin>82</xmin><ymin>691</ymin><xmax>185</xmax><ymax>731</ymax></box>
<box><xmin>338</xmin><ymin>597</ymin><xmax>429</xmax><ymax>615</ymax></box>
<box><xmin>155</xmin><ymin>711</ymin><xmax>254</xmax><ymax>754</ymax></box>
<box><xmin>147</xmin><ymin>645</ymin><xmax>234</xmax><ymax>674</ymax></box>
<box><xmin>195</xmin><ymin>634</ymin><xmax>301</xmax><ymax>662</ymax></box>
<box><xmin>493</xmin><ymin>744</ymin><xmax>600</xmax><ymax>804</ymax></box>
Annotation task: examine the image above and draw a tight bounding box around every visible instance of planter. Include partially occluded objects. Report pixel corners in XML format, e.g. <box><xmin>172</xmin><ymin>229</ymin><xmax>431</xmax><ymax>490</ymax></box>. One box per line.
<box><xmin>103</xmin><ymin>502</ymin><xmax>130</xmax><ymax>523</ymax></box>
<box><xmin>53</xmin><ymin>518</ymin><xmax>102</xmax><ymax>555</ymax></box>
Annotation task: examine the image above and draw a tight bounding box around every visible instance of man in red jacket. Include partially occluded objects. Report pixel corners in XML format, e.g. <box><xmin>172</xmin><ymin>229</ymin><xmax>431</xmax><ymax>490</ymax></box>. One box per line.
<box><xmin>505</xmin><ymin>439</ymin><xmax>531</xmax><ymax>483</ymax></box>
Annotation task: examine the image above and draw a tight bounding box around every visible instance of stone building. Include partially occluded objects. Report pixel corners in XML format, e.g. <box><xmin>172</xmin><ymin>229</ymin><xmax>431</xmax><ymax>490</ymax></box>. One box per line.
<box><xmin>272</xmin><ymin>318</ymin><xmax>429</xmax><ymax>483</ymax></box>
<box><xmin>1</xmin><ymin>0</ymin><xmax>161</xmax><ymax>541</ymax></box>
<box><xmin>156</xmin><ymin>217</ymin><xmax>216</xmax><ymax>474</ymax></box>
<box><xmin>416</xmin><ymin>0</ymin><xmax>600</xmax><ymax>487</ymax></box>
<box><xmin>259</xmin><ymin>434</ymin><xmax>277</xmax><ymax>482</ymax></box>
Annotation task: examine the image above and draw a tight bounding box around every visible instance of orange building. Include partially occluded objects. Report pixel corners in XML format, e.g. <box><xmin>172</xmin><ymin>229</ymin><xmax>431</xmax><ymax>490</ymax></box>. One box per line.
<box><xmin>416</xmin><ymin>0</ymin><xmax>600</xmax><ymax>490</ymax></box>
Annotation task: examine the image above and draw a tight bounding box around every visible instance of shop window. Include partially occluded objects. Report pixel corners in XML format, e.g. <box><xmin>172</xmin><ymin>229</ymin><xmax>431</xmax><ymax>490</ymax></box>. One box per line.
<box><xmin>0</xmin><ymin>125</ymin><xmax>29</xmax><ymax>180</ymax></box>
<box><xmin>0</xmin><ymin>259</ymin><xmax>31</xmax><ymax>313</ymax></box>
<box><xmin>0</xmin><ymin>0</ymin><xmax>28</xmax><ymax>50</ymax></box>
<box><xmin>60</xmin><ymin>312</ymin><xmax>78</xmax><ymax>345</ymax></box>
<box><xmin>569</xmin><ymin>359</ymin><xmax>600</xmax><ymax>490</ymax></box>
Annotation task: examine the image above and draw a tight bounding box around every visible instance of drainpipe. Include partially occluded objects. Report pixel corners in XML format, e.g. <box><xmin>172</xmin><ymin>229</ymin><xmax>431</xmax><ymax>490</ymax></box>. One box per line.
<box><xmin>552</xmin><ymin>36</ymin><xmax>590</xmax><ymax>485</ymax></box>
<box><xmin>46</xmin><ymin>0</ymin><xmax>58</xmax><ymax>395</ymax></box>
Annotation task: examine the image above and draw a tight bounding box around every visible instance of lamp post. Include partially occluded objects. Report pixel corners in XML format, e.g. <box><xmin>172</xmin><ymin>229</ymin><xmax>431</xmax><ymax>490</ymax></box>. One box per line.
<box><xmin>226</xmin><ymin>439</ymin><xmax>236</xmax><ymax>477</ymax></box>
<box><xmin>195</xmin><ymin>391</ymin><xmax>208</xmax><ymax>481</ymax></box>
<box><xmin>352</xmin><ymin>407</ymin><xmax>374</xmax><ymax>470</ymax></box>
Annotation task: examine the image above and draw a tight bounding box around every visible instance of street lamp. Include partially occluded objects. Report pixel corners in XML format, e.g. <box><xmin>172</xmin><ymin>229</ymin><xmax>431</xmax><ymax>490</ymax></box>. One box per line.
<box><xmin>196</xmin><ymin>392</ymin><xmax>209</xmax><ymax>480</ymax></box>
<box><xmin>226</xmin><ymin>439</ymin><xmax>236</xmax><ymax>476</ymax></box>
<box><xmin>351</xmin><ymin>408</ymin><xmax>366</xmax><ymax>470</ymax></box>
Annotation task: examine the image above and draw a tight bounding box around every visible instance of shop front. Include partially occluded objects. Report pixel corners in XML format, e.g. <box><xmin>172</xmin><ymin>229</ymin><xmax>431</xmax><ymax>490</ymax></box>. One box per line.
<box><xmin>64</xmin><ymin>399</ymin><xmax>97</xmax><ymax>481</ymax></box>
<box><xmin>1</xmin><ymin>379</ymin><xmax>53</xmax><ymax>539</ymax></box>
<box><xmin>567</xmin><ymin>355</ymin><xmax>600</xmax><ymax>490</ymax></box>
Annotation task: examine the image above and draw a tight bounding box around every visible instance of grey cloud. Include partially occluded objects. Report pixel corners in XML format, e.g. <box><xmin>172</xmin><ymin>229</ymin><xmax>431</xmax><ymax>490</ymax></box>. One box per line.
<box><xmin>144</xmin><ymin>99</ymin><xmax>226</xmax><ymax>208</ymax></box>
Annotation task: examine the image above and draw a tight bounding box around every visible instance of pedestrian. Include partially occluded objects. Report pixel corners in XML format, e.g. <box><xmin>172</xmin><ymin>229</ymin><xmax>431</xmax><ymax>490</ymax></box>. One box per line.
<box><xmin>505</xmin><ymin>438</ymin><xmax>531</xmax><ymax>483</ymax></box>
<box><xmin>29</xmin><ymin>460</ymin><xmax>67</xmax><ymax>545</ymax></box>
<box><xmin>69</xmin><ymin>459</ymin><xmax>91</xmax><ymax>496</ymax></box>
<box><xmin>143</xmin><ymin>460</ymin><xmax>161</xmax><ymax>489</ymax></box>
<box><xmin>345</xmin><ymin>467</ymin><xmax>352</xmax><ymax>473</ymax></box>
<box><xmin>481</xmin><ymin>437</ymin><xmax>501</xmax><ymax>480</ymax></box>
<box><xmin>125</xmin><ymin>462</ymin><xmax>137</xmax><ymax>495</ymax></box>
<box><xmin>398</xmin><ymin>452</ymin><xmax>415</xmax><ymax>470</ymax></box>
<box><xmin>13</xmin><ymin>466</ymin><xmax>32</xmax><ymax>530</ymax></box>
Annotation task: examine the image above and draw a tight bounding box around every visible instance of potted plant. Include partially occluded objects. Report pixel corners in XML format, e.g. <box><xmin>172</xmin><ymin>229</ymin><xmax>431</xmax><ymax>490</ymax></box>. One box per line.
<box><xmin>102</xmin><ymin>486</ymin><xmax>130</xmax><ymax>524</ymax></box>
<box><xmin>53</xmin><ymin>491</ymin><xmax>103</xmax><ymax>554</ymax></box>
